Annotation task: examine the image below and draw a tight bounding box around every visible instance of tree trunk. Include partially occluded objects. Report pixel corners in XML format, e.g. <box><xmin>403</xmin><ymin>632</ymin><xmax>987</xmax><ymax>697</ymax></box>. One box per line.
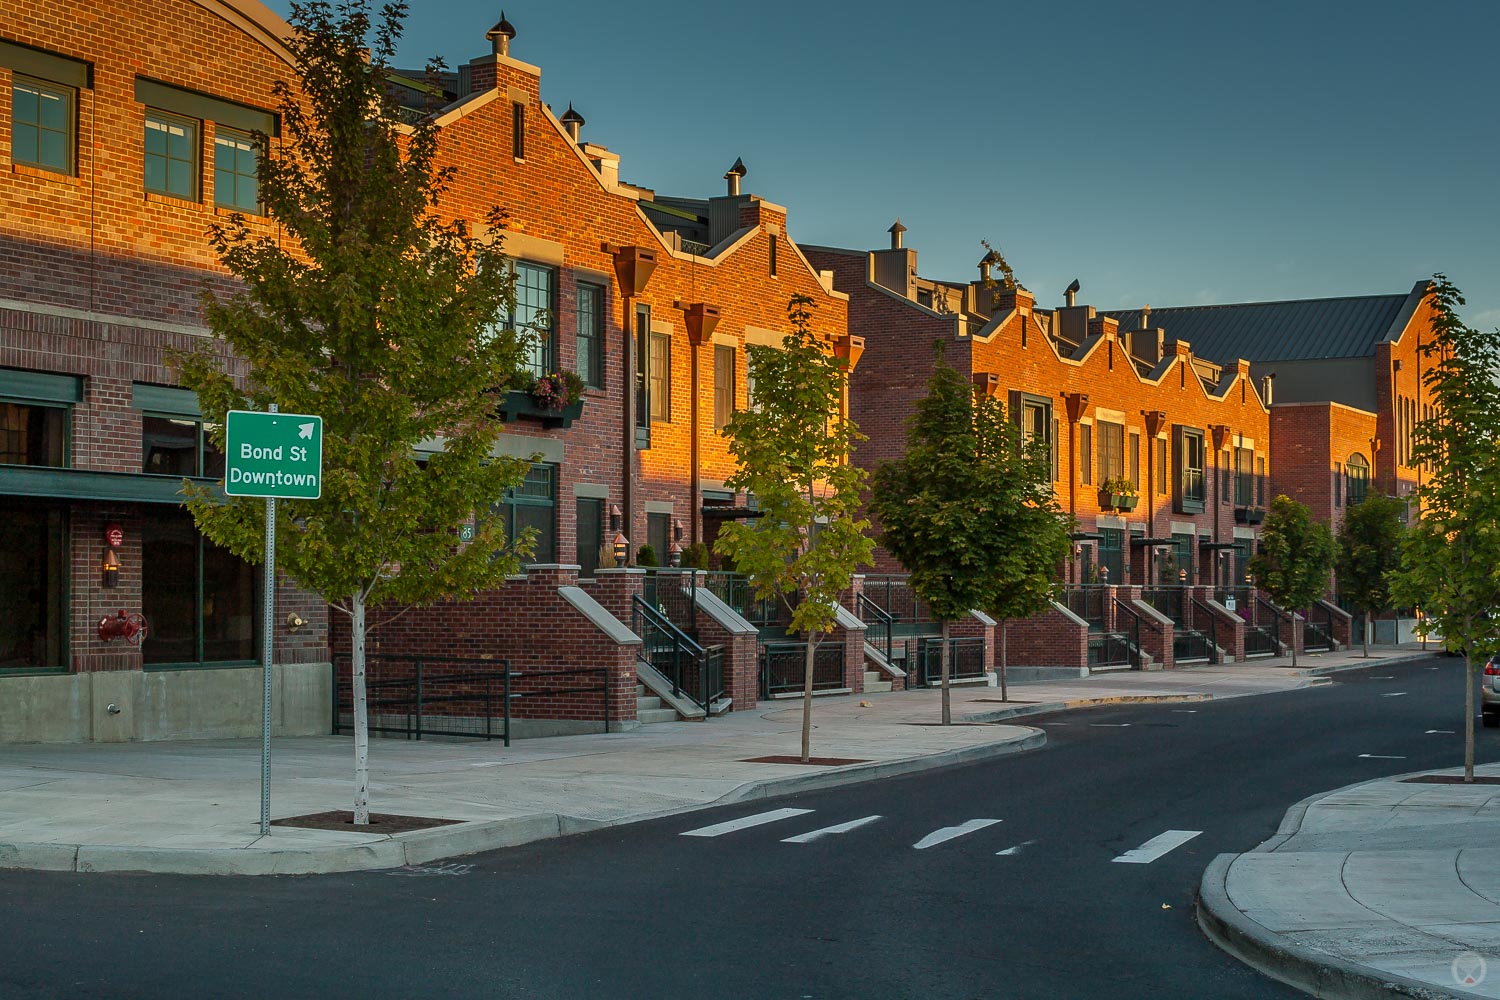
<box><xmin>352</xmin><ymin>592</ymin><xmax>371</xmax><ymax>824</ymax></box>
<box><xmin>999</xmin><ymin>620</ymin><xmax>1009</xmax><ymax>703</ymax></box>
<box><xmin>940</xmin><ymin>619</ymin><xmax>951</xmax><ymax>726</ymax></box>
<box><xmin>801</xmin><ymin>632</ymin><xmax>815</xmax><ymax>763</ymax></box>
<box><xmin>1362</xmin><ymin>611</ymin><xmax>1369</xmax><ymax>658</ymax></box>
<box><xmin>1288</xmin><ymin>609</ymin><xmax>1297</xmax><ymax>668</ymax></box>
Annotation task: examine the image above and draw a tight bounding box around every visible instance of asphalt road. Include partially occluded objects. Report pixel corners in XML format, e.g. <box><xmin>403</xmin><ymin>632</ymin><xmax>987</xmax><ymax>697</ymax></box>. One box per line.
<box><xmin>0</xmin><ymin>656</ymin><xmax>1488</xmax><ymax>1000</ymax></box>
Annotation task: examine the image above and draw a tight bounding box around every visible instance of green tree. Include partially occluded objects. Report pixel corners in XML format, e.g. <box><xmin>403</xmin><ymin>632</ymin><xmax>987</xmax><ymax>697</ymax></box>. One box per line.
<box><xmin>1390</xmin><ymin>275</ymin><xmax>1500</xmax><ymax>782</ymax></box>
<box><xmin>1334</xmin><ymin>494</ymin><xmax>1407</xmax><ymax>657</ymax></box>
<box><xmin>1247</xmin><ymin>495</ymin><xmax>1334</xmax><ymax>668</ymax></box>
<box><xmin>870</xmin><ymin>347</ymin><xmax>1070</xmax><ymax>720</ymax></box>
<box><xmin>176</xmin><ymin>0</ymin><xmax>530</xmax><ymax>824</ymax></box>
<box><xmin>715</xmin><ymin>295</ymin><xmax>874</xmax><ymax>763</ymax></box>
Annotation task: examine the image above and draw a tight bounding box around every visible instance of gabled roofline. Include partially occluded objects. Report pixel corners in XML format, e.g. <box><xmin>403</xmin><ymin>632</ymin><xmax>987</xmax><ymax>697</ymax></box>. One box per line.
<box><xmin>195</xmin><ymin>0</ymin><xmax>297</xmax><ymax>66</ymax></box>
<box><xmin>1380</xmin><ymin>279</ymin><xmax>1432</xmax><ymax>346</ymax></box>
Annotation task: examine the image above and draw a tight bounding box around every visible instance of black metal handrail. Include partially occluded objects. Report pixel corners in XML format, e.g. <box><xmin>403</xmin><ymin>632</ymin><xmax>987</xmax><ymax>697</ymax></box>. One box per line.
<box><xmin>861</xmin><ymin>574</ymin><xmax>935</xmax><ymax>628</ymax></box>
<box><xmin>856</xmin><ymin>592</ymin><xmax>896</xmax><ymax>664</ymax></box>
<box><xmin>1304</xmin><ymin>603</ymin><xmax>1335</xmax><ymax>652</ymax></box>
<box><xmin>641</xmin><ymin>568</ymin><xmax>701</xmax><ymax>636</ymax></box>
<box><xmin>632</xmin><ymin>596</ymin><xmax>724</xmax><ymax>713</ymax></box>
<box><xmin>1191</xmin><ymin>598</ymin><xmax>1222</xmax><ymax>664</ymax></box>
<box><xmin>1112</xmin><ymin>599</ymin><xmax>1145</xmax><ymax>670</ymax></box>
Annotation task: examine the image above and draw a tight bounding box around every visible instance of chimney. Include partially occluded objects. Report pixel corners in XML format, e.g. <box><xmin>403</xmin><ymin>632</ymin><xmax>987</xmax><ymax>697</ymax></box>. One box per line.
<box><xmin>560</xmin><ymin>103</ymin><xmax>584</xmax><ymax>143</ymax></box>
<box><xmin>486</xmin><ymin>11</ymin><xmax>516</xmax><ymax>57</ymax></box>
<box><xmin>1140</xmin><ymin>303</ymin><xmax>1151</xmax><ymax>329</ymax></box>
<box><xmin>871</xmin><ymin>224</ymin><xmax>917</xmax><ymax>299</ymax></box>
<box><xmin>888</xmin><ymin>218</ymin><xmax>907</xmax><ymax>250</ymax></box>
<box><xmin>1262</xmin><ymin>373</ymin><xmax>1275</xmax><ymax>406</ymax></box>
<box><xmin>724</xmin><ymin>157</ymin><xmax>746</xmax><ymax>196</ymax></box>
<box><xmin>1064</xmin><ymin>278</ymin><xmax>1080</xmax><ymax>308</ymax></box>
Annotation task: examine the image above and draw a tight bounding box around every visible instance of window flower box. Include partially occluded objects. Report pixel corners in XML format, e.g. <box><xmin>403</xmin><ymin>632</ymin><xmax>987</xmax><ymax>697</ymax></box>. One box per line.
<box><xmin>497</xmin><ymin>389</ymin><xmax>584</xmax><ymax>429</ymax></box>
<box><xmin>1099</xmin><ymin>478</ymin><xmax>1139</xmax><ymax>513</ymax></box>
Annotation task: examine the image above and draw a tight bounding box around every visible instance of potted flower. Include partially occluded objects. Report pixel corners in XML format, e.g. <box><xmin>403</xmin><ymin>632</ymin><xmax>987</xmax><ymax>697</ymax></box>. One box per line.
<box><xmin>498</xmin><ymin>371</ymin><xmax>588</xmax><ymax>428</ymax></box>
<box><xmin>529</xmin><ymin>371</ymin><xmax>586</xmax><ymax>411</ymax></box>
<box><xmin>1100</xmin><ymin>477</ymin><xmax>1139</xmax><ymax>512</ymax></box>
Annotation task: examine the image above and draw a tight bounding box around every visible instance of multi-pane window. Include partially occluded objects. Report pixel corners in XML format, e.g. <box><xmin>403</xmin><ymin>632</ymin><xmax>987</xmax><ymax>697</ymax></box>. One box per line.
<box><xmin>1169</xmin><ymin>531</ymin><xmax>1195</xmax><ymax>585</ymax></box>
<box><xmin>141</xmin><ymin>509</ymin><xmax>257</xmax><ymax>667</ymax></box>
<box><xmin>11</xmin><ymin>76</ymin><xmax>73</xmax><ymax>174</ymax></box>
<box><xmin>1020</xmin><ymin>397</ymin><xmax>1055</xmax><ymax>480</ymax></box>
<box><xmin>714</xmin><ymin>344</ymin><xmax>735</xmax><ymax>432</ymax></box>
<box><xmin>1156</xmin><ymin>437</ymin><xmax>1168</xmax><ymax>494</ymax></box>
<box><xmin>1234</xmin><ymin>447</ymin><xmax>1255</xmax><ymax>506</ymax></box>
<box><xmin>508</xmin><ymin>262</ymin><xmax>555</xmax><ymax>378</ymax></box>
<box><xmin>635</xmin><ymin>305</ymin><xmax>651</xmax><ymax>441</ymax></box>
<box><xmin>1178</xmin><ymin>428</ymin><xmax>1206</xmax><ymax>512</ymax></box>
<box><xmin>649</xmin><ymin>332</ymin><xmax>671</xmax><ymax>422</ymax></box>
<box><xmin>213</xmin><ymin>127</ymin><xmax>259</xmax><ymax>212</ymax></box>
<box><xmin>1129</xmin><ymin>432</ymin><xmax>1140</xmax><ymax>490</ymax></box>
<box><xmin>1347</xmin><ymin>453</ymin><xmax>1370</xmax><ymax>506</ymax></box>
<box><xmin>495</xmin><ymin>463</ymin><xmax>556</xmax><ymax>565</ymax></box>
<box><xmin>144</xmin><ymin>109</ymin><xmax>199</xmax><ymax>200</ymax></box>
<box><xmin>1098</xmin><ymin>422</ymin><xmax>1124</xmax><ymax>483</ymax></box>
<box><xmin>576</xmin><ymin>282</ymin><xmax>603</xmax><ymax>389</ymax></box>
<box><xmin>142</xmin><ymin>416</ymin><xmax>223</xmax><ymax>478</ymax></box>
<box><xmin>1099</xmin><ymin>527</ymin><xmax>1125</xmax><ymax>584</ymax></box>
<box><xmin>511</xmin><ymin>100</ymin><xmax>525</xmax><ymax>159</ymax></box>
<box><xmin>0</xmin><ymin>402</ymin><xmax>66</xmax><ymax>467</ymax></box>
<box><xmin>1080</xmin><ymin>423</ymin><xmax>1093</xmax><ymax>486</ymax></box>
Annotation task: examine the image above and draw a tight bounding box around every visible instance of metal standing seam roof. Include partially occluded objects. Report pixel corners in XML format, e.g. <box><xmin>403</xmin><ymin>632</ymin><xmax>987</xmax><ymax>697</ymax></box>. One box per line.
<box><xmin>1103</xmin><ymin>293</ymin><xmax>1410</xmax><ymax>365</ymax></box>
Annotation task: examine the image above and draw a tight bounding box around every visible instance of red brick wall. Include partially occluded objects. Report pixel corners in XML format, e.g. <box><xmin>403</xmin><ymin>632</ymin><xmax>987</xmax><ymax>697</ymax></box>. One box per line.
<box><xmin>1005</xmin><ymin>603</ymin><xmax>1090</xmax><ymax>668</ymax></box>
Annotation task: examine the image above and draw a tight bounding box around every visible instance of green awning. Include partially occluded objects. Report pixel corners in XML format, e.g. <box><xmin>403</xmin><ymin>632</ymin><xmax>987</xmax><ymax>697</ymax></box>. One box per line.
<box><xmin>0</xmin><ymin>465</ymin><xmax>223</xmax><ymax>504</ymax></box>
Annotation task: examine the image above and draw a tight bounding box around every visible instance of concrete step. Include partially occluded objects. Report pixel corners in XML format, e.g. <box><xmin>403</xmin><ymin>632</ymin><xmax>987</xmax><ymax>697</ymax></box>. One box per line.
<box><xmin>635</xmin><ymin>684</ymin><xmax>645</xmax><ymax>697</ymax></box>
<box><xmin>637</xmin><ymin>695</ymin><xmax>663</xmax><ymax>712</ymax></box>
<box><xmin>862</xmin><ymin>671</ymin><xmax>892</xmax><ymax>694</ymax></box>
<box><xmin>637</xmin><ymin>707</ymin><xmax>680</xmax><ymax>725</ymax></box>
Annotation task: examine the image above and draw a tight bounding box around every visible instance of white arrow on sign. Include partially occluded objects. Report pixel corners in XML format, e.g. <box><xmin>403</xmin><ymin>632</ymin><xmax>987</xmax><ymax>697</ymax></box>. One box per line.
<box><xmin>298</xmin><ymin>422</ymin><xmax>315</xmax><ymax>439</ymax></box>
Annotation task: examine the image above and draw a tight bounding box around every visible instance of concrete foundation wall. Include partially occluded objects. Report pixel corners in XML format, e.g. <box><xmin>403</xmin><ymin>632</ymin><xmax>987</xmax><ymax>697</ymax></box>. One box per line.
<box><xmin>0</xmin><ymin>662</ymin><xmax>332</xmax><ymax>744</ymax></box>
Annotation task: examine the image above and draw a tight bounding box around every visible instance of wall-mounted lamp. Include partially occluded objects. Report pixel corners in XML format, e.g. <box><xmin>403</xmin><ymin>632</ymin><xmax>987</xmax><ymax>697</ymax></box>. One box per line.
<box><xmin>610</xmin><ymin>503</ymin><xmax>622</xmax><ymax>533</ymax></box>
<box><xmin>612</xmin><ymin>532</ymin><xmax>629</xmax><ymax>565</ymax></box>
<box><xmin>286</xmin><ymin>612</ymin><xmax>307</xmax><ymax>633</ymax></box>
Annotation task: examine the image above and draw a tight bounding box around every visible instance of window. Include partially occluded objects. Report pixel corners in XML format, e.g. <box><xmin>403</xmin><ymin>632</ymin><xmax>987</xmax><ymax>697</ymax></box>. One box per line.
<box><xmin>576</xmin><ymin>282</ymin><xmax>603</xmax><ymax>389</ymax></box>
<box><xmin>714</xmin><ymin>344</ymin><xmax>735</xmax><ymax>432</ymax></box>
<box><xmin>144</xmin><ymin>109</ymin><xmax>199</xmax><ymax>200</ymax></box>
<box><xmin>1234</xmin><ymin>447</ymin><xmax>1255</xmax><ymax>506</ymax></box>
<box><xmin>1080</xmin><ymin>423</ymin><xmax>1093</xmax><ymax>486</ymax></box>
<box><xmin>1129</xmin><ymin>432</ymin><xmax>1140</xmax><ymax>490</ymax></box>
<box><xmin>1347</xmin><ymin>453</ymin><xmax>1370</xmax><ymax>505</ymax></box>
<box><xmin>1220</xmin><ymin>450</ymin><xmax>1232</xmax><ymax>505</ymax></box>
<box><xmin>647</xmin><ymin>512</ymin><xmax>671</xmax><ymax>562</ymax></box>
<box><xmin>1334</xmin><ymin>462</ymin><xmax>1343</xmax><ymax>507</ymax></box>
<box><xmin>575</xmin><ymin>497</ymin><xmax>603</xmax><ymax>579</ymax></box>
<box><xmin>1098</xmin><ymin>422</ymin><xmax>1124</xmax><ymax>483</ymax></box>
<box><xmin>0</xmin><ymin>501</ymin><xmax>65</xmax><ymax>672</ymax></box>
<box><xmin>142</xmin><ymin>416</ymin><xmax>223</xmax><ymax>478</ymax></box>
<box><xmin>0</xmin><ymin>402</ymin><xmax>66</xmax><ymax>467</ymax></box>
<box><xmin>1256</xmin><ymin>457</ymin><xmax>1266</xmax><ymax>505</ymax></box>
<box><xmin>495</xmin><ymin>463</ymin><xmax>556</xmax><ymax>565</ymax></box>
<box><xmin>1169</xmin><ymin>531</ymin><xmax>1195</xmax><ymax>585</ymax></box>
<box><xmin>635</xmin><ymin>305</ymin><xmax>651</xmax><ymax>443</ymax></box>
<box><xmin>11</xmin><ymin>76</ymin><xmax>73</xmax><ymax>174</ymax></box>
<box><xmin>511</xmin><ymin>100</ymin><xmax>525</xmax><ymax>160</ymax></box>
<box><xmin>1018</xmin><ymin>395</ymin><xmax>1055</xmax><ymax>481</ymax></box>
<box><xmin>213</xmin><ymin>127</ymin><xmax>259</xmax><ymax>212</ymax></box>
<box><xmin>1156</xmin><ymin>437</ymin><xmax>1168</xmax><ymax>495</ymax></box>
<box><xmin>508</xmin><ymin>262</ymin><xmax>555</xmax><ymax>378</ymax></box>
<box><xmin>649</xmin><ymin>332</ymin><xmax>671</xmax><ymax>422</ymax></box>
<box><xmin>141</xmin><ymin>509</ymin><xmax>257</xmax><ymax>666</ymax></box>
<box><xmin>769</xmin><ymin>234</ymin><xmax>778</xmax><ymax>277</ymax></box>
<box><xmin>1176</xmin><ymin>427</ymin><xmax>1205</xmax><ymax>513</ymax></box>
<box><xmin>1099</xmin><ymin>528</ymin><xmax>1125</xmax><ymax>584</ymax></box>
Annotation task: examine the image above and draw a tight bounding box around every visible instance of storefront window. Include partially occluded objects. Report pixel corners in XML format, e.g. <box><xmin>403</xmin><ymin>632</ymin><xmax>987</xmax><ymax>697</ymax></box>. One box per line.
<box><xmin>0</xmin><ymin>402</ymin><xmax>66</xmax><ymax>467</ymax></box>
<box><xmin>142</xmin><ymin>416</ymin><xmax>223</xmax><ymax>478</ymax></box>
<box><xmin>0</xmin><ymin>502</ymin><xmax>66</xmax><ymax>671</ymax></box>
<box><xmin>141</xmin><ymin>509</ymin><xmax>256</xmax><ymax>666</ymax></box>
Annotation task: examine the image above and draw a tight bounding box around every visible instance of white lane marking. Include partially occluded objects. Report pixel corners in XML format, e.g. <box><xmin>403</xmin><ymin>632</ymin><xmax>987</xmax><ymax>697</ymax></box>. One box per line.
<box><xmin>681</xmin><ymin>807</ymin><xmax>813</xmax><ymax>838</ymax></box>
<box><xmin>1373</xmin><ymin>675</ymin><xmax>1395</xmax><ymax>679</ymax></box>
<box><xmin>913</xmin><ymin>818</ymin><xmax>1002</xmax><ymax>850</ymax></box>
<box><xmin>1382</xmin><ymin>692</ymin><xmax>1408</xmax><ymax>698</ymax></box>
<box><xmin>1111</xmin><ymin>829</ymin><xmax>1202</xmax><ymax>864</ymax></box>
<box><xmin>1089</xmin><ymin>723</ymin><xmax>1132</xmax><ymax>728</ymax></box>
<box><xmin>995</xmin><ymin>840</ymin><xmax>1036</xmax><ymax>857</ymax></box>
<box><xmin>1359</xmin><ymin>753</ymin><xmax>1407</xmax><ymax>759</ymax></box>
<box><xmin>1171</xmin><ymin>710</ymin><xmax>1199</xmax><ymax>714</ymax></box>
<box><xmin>781</xmin><ymin>815</ymin><xmax>882</xmax><ymax>843</ymax></box>
<box><xmin>1428</xmin><ymin>729</ymin><xmax>1456</xmax><ymax>734</ymax></box>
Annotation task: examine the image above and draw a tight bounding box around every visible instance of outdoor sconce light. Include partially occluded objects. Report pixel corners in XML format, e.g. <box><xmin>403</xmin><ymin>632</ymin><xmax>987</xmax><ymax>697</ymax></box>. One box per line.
<box><xmin>285</xmin><ymin>612</ymin><xmax>307</xmax><ymax>633</ymax></box>
<box><xmin>102</xmin><ymin>548</ymin><xmax>121</xmax><ymax>588</ymax></box>
<box><xmin>669</xmin><ymin>541</ymin><xmax>683</xmax><ymax>567</ymax></box>
<box><xmin>613</xmin><ymin>532</ymin><xmax>629</xmax><ymax>565</ymax></box>
<box><xmin>1179</xmin><ymin>568</ymin><xmax>1188</xmax><ymax>584</ymax></box>
<box><xmin>1099</xmin><ymin>566</ymin><xmax>1110</xmax><ymax>583</ymax></box>
<box><xmin>672</xmin><ymin>517</ymin><xmax>683</xmax><ymax>543</ymax></box>
<box><xmin>610</xmin><ymin>503</ymin><xmax>622</xmax><ymax>533</ymax></box>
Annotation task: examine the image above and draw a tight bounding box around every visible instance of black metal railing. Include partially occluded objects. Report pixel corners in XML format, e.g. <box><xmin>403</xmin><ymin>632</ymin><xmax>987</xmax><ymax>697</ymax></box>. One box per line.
<box><xmin>1142</xmin><ymin>586</ymin><xmax>1186</xmax><ymax>625</ymax></box>
<box><xmin>915</xmin><ymin>636</ymin><xmax>988</xmax><ymax>686</ymax></box>
<box><xmin>1089</xmin><ymin>632</ymin><xmax>1135</xmax><ymax>670</ymax></box>
<box><xmin>1246</xmin><ymin>597</ymin><xmax>1284</xmax><ymax>657</ymax></box>
<box><xmin>1192</xmin><ymin>598</ymin><xmax>1222</xmax><ymax>663</ymax></box>
<box><xmin>332</xmin><ymin>654</ymin><xmax>611</xmax><ymax>747</ymax></box>
<box><xmin>1215</xmin><ymin>586</ymin><xmax>1254</xmax><ymax>621</ymax></box>
<box><xmin>760</xmin><ymin>640</ymin><xmax>846</xmax><ymax>698</ymax></box>
<box><xmin>857</xmin><ymin>592</ymin><xmax>895</xmax><ymax>664</ymax></box>
<box><xmin>861</xmin><ymin>575</ymin><xmax>937</xmax><ymax>632</ymax></box>
<box><xmin>641</xmin><ymin>568</ymin><xmax>701</xmax><ymax>636</ymax></box>
<box><xmin>632</xmin><ymin>596</ymin><xmax>725</xmax><ymax>713</ymax></box>
<box><xmin>702</xmin><ymin>571</ymin><xmax>784</xmax><ymax>630</ymax></box>
<box><xmin>1304</xmin><ymin>603</ymin><xmax>1335</xmax><ymax>652</ymax></box>
<box><xmin>1112</xmin><ymin>599</ymin><xmax>1147</xmax><ymax>670</ymax></box>
<box><xmin>1065</xmin><ymin>585</ymin><xmax>1109</xmax><ymax>632</ymax></box>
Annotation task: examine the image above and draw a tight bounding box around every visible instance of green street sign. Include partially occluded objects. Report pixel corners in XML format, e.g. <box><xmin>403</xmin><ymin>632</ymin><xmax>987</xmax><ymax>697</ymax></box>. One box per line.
<box><xmin>224</xmin><ymin>409</ymin><xmax>324</xmax><ymax>499</ymax></box>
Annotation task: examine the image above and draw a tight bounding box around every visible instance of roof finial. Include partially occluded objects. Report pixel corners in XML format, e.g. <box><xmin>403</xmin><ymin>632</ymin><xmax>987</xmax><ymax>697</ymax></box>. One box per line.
<box><xmin>888</xmin><ymin>218</ymin><xmax>907</xmax><ymax>250</ymax></box>
<box><xmin>560</xmin><ymin>102</ymin><xmax>585</xmax><ymax>142</ymax></box>
<box><xmin>724</xmin><ymin>157</ymin><xmax>747</xmax><ymax>196</ymax></box>
<box><xmin>486</xmin><ymin>11</ymin><xmax>516</xmax><ymax>56</ymax></box>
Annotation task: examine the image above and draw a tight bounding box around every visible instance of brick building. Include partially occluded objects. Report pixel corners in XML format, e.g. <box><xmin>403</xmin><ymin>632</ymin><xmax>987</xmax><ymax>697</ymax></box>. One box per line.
<box><xmin>0</xmin><ymin>0</ymin><xmax>331</xmax><ymax>741</ymax></box>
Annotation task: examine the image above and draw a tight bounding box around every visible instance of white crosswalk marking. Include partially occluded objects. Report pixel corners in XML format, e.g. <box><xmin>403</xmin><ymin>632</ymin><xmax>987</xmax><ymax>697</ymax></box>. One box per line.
<box><xmin>913</xmin><ymin>818</ymin><xmax>1001</xmax><ymax>850</ymax></box>
<box><xmin>681</xmin><ymin>807</ymin><xmax>813</xmax><ymax>838</ymax></box>
<box><xmin>1111</xmin><ymin>829</ymin><xmax>1202</xmax><ymax>864</ymax></box>
<box><xmin>781</xmin><ymin>815</ymin><xmax>882</xmax><ymax>844</ymax></box>
<box><xmin>995</xmin><ymin>840</ymin><xmax>1036</xmax><ymax>857</ymax></box>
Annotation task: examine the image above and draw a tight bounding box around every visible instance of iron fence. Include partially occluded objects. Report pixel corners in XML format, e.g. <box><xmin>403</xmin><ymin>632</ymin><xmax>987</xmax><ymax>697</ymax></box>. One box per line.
<box><xmin>1064</xmin><ymin>585</ymin><xmax>1109</xmax><ymax>632</ymax></box>
<box><xmin>759</xmin><ymin>640</ymin><xmax>846</xmax><ymax>698</ymax></box>
<box><xmin>1141</xmin><ymin>586</ymin><xmax>1186</xmax><ymax>625</ymax></box>
<box><xmin>1192</xmin><ymin>598</ymin><xmax>1223</xmax><ymax>663</ymax></box>
<box><xmin>915</xmin><ymin>636</ymin><xmax>987</xmax><ymax>686</ymax></box>
<box><xmin>1089</xmin><ymin>632</ymin><xmax>1135</xmax><ymax>669</ymax></box>
<box><xmin>641</xmin><ymin>568</ymin><xmax>701</xmax><ymax>635</ymax></box>
<box><xmin>702</xmin><ymin>571</ymin><xmax>785</xmax><ymax>630</ymax></box>
<box><xmin>861</xmin><ymin>575</ymin><xmax>937</xmax><ymax>631</ymax></box>
<box><xmin>1304</xmin><ymin>604</ymin><xmax>1335</xmax><ymax>652</ymax></box>
<box><xmin>632</xmin><ymin>597</ymin><xmax>725</xmax><ymax>712</ymax></box>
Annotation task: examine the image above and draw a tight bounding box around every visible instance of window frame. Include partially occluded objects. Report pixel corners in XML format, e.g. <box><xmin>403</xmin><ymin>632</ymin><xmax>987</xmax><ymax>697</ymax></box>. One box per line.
<box><xmin>1098</xmin><ymin>421</ymin><xmax>1124</xmax><ymax>484</ymax></box>
<box><xmin>140</xmin><ymin>507</ymin><xmax>260</xmax><ymax>670</ymax></box>
<box><xmin>0</xmin><ymin>397</ymin><xmax>69</xmax><ymax>468</ymax></box>
<box><xmin>1346</xmin><ymin>453</ymin><xmax>1370</xmax><ymax>506</ymax></box>
<box><xmin>649</xmin><ymin>332</ymin><xmax>671</xmax><ymax>423</ymax></box>
<box><xmin>11</xmin><ymin>74</ymin><xmax>75</xmax><ymax>175</ymax></box>
<box><xmin>511</xmin><ymin>100</ymin><xmax>525</xmax><ymax>160</ymax></box>
<box><xmin>713</xmin><ymin>343</ymin><xmax>735</xmax><ymax>432</ymax></box>
<box><xmin>508</xmin><ymin>261</ymin><xmax>556</xmax><ymax>379</ymax></box>
<box><xmin>144</xmin><ymin>106</ymin><xmax>201</xmax><ymax>201</ymax></box>
<box><xmin>140</xmin><ymin>413</ymin><xmax>222</xmax><ymax>479</ymax></box>
<box><xmin>1176</xmin><ymin>426</ymin><xmax>1206</xmax><ymax>513</ymax></box>
<box><xmin>212</xmin><ymin>124</ymin><xmax>260</xmax><ymax>213</ymax></box>
<box><xmin>1015</xmin><ymin>392</ymin><xmax>1055</xmax><ymax>481</ymax></box>
<box><xmin>575</xmin><ymin>281</ymin><xmax>604</xmax><ymax>389</ymax></box>
<box><xmin>1080</xmin><ymin>423</ymin><xmax>1093</xmax><ymax>486</ymax></box>
<box><xmin>495</xmin><ymin>462</ymin><xmax>557</xmax><ymax>566</ymax></box>
<box><xmin>1233</xmin><ymin>446</ymin><xmax>1255</xmax><ymax>506</ymax></box>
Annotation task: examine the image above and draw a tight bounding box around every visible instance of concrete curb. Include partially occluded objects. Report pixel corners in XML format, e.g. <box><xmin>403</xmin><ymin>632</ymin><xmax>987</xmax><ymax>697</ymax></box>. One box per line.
<box><xmin>959</xmin><ymin>693</ymin><xmax>1211</xmax><ymax>723</ymax></box>
<box><xmin>0</xmin><ymin>728</ymin><xmax>1046</xmax><ymax>877</ymax></box>
<box><xmin>1289</xmin><ymin>651</ymin><xmax>1437</xmax><ymax>677</ymax></box>
<box><xmin>1196</xmin><ymin>853</ymin><xmax>1469</xmax><ymax>1000</ymax></box>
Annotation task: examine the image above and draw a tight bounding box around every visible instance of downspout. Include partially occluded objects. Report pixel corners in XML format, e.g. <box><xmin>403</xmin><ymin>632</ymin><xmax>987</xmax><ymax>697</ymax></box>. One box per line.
<box><xmin>1142</xmin><ymin>410</ymin><xmax>1167</xmax><ymax>583</ymax></box>
<box><xmin>1064</xmin><ymin>392</ymin><xmax>1090</xmax><ymax>583</ymax></box>
<box><xmin>1210</xmin><ymin>423</ymin><xmax>1231</xmax><ymax>587</ymax></box>
<box><xmin>689</xmin><ymin>341</ymin><xmax>700</xmax><ymax>548</ymax></box>
<box><xmin>622</xmin><ymin>292</ymin><xmax>635</xmax><ymax>562</ymax></box>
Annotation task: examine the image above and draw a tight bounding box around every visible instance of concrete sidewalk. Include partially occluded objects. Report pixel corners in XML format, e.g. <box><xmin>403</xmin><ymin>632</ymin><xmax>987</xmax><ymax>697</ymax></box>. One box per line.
<box><xmin>1199</xmin><ymin>764</ymin><xmax>1500</xmax><ymax>999</ymax></box>
<box><xmin>0</xmin><ymin>645</ymin><xmax>1426</xmax><ymax>877</ymax></box>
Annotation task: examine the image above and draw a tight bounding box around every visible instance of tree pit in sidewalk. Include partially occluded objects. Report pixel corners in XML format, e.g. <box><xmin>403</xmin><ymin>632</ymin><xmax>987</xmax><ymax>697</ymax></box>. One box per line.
<box><xmin>740</xmin><ymin>755</ymin><xmax>870</xmax><ymax>766</ymax></box>
<box><xmin>1399</xmin><ymin>775</ymin><xmax>1500</xmax><ymax>785</ymax></box>
<box><xmin>272</xmin><ymin>811</ymin><xmax>463</xmax><ymax>833</ymax></box>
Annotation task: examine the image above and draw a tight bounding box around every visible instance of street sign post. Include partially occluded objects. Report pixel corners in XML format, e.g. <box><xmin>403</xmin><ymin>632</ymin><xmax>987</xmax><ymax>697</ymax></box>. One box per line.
<box><xmin>224</xmin><ymin>408</ymin><xmax>324</xmax><ymax>836</ymax></box>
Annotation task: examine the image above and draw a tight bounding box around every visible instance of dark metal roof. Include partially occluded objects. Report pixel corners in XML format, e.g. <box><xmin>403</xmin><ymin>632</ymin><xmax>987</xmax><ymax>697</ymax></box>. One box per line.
<box><xmin>1103</xmin><ymin>293</ymin><xmax>1411</xmax><ymax>364</ymax></box>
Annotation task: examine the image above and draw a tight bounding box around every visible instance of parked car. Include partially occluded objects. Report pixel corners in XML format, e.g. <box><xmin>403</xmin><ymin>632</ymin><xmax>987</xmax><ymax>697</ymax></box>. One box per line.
<box><xmin>1484</xmin><ymin>655</ymin><xmax>1500</xmax><ymax>727</ymax></box>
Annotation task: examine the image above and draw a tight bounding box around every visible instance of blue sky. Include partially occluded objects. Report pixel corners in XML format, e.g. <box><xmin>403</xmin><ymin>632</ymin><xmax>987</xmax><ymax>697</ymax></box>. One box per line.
<box><xmin>263</xmin><ymin>0</ymin><xmax>1499</xmax><ymax>327</ymax></box>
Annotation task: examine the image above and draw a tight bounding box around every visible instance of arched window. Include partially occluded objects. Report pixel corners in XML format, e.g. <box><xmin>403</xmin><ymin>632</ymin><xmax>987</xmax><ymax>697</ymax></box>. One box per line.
<box><xmin>1347</xmin><ymin>453</ymin><xmax>1370</xmax><ymax>505</ymax></box>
